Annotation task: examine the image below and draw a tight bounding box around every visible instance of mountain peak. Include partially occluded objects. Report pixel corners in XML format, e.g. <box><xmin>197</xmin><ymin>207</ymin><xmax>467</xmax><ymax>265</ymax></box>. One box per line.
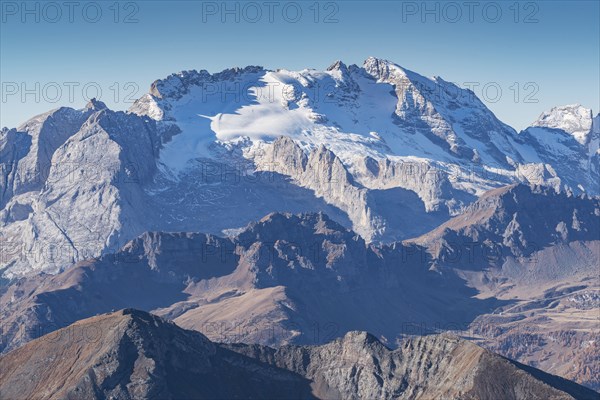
<box><xmin>340</xmin><ymin>330</ymin><xmax>384</xmax><ymax>347</ymax></box>
<box><xmin>327</xmin><ymin>60</ymin><xmax>348</xmax><ymax>72</ymax></box>
<box><xmin>247</xmin><ymin>212</ymin><xmax>347</xmax><ymax>236</ymax></box>
<box><xmin>413</xmin><ymin>183</ymin><xmax>600</xmax><ymax>264</ymax></box>
<box><xmin>234</xmin><ymin>212</ymin><xmax>354</xmax><ymax>252</ymax></box>
<box><xmin>148</xmin><ymin>66</ymin><xmax>265</xmax><ymax>100</ymax></box>
<box><xmin>84</xmin><ymin>98</ymin><xmax>107</xmax><ymax>111</ymax></box>
<box><xmin>532</xmin><ymin>104</ymin><xmax>594</xmax><ymax>145</ymax></box>
<box><xmin>363</xmin><ymin>56</ymin><xmax>403</xmax><ymax>75</ymax></box>
<box><xmin>363</xmin><ymin>56</ymin><xmax>392</xmax><ymax>67</ymax></box>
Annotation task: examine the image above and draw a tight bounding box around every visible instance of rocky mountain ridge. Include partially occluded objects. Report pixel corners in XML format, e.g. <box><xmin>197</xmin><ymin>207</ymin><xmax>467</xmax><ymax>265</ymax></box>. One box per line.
<box><xmin>1</xmin><ymin>309</ymin><xmax>597</xmax><ymax>400</ymax></box>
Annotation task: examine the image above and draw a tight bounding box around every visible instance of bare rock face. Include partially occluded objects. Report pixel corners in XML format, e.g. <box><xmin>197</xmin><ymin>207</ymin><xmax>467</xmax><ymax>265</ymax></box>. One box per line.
<box><xmin>0</xmin><ymin>107</ymin><xmax>93</xmax><ymax>209</ymax></box>
<box><xmin>254</xmin><ymin>137</ymin><xmax>376</xmax><ymax>240</ymax></box>
<box><xmin>253</xmin><ymin>136</ymin><xmax>455</xmax><ymax>241</ymax></box>
<box><xmin>230</xmin><ymin>331</ymin><xmax>599</xmax><ymax>400</ymax></box>
<box><xmin>0</xmin><ymin>106</ymin><xmax>164</xmax><ymax>277</ymax></box>
<box><xmin>1</xmin><ymin>309</ymin><xmax>597</xmax><ymax>400</ymax></box>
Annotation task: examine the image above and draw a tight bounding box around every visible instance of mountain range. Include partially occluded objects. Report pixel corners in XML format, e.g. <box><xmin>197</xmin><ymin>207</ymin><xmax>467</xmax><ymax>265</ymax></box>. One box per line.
<box><xmin>0</xmin><ymin>57</ymin><xmax>598</xmax><ymax>396</ymax></box>
<box><xmin>1</xmin><ymin>185</ymin><xmax>598</xmax><ymax>390</ymax></box>
<box><xmin>1</xmin><ymin>58</ymin><xmax>598</xmax><ymax>277</ymax></box>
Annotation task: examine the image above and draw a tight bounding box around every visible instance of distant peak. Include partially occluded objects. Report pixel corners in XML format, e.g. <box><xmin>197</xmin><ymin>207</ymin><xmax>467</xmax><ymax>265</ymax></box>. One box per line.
<box><xmin>363</xmin><ymin>56</ymin><xmax>385</xmax><ymax>70</ymax></box>
<box><xmin>536</xmin><ymin>104</ymin><xmax>590</xmax><ymax>119</ymax></box>
<box><xmin>85</xmin><ymin>98</ymin><xmax>107</xmax><ymax>111</ymax></box>
<box><xmin>121</xmin><ymin>308</ymin><xmax>151</xmax><ymax>317</ymax></box>
<box><xmin>235</xmin><ymin>212</ymin><xmax>350</xmax><ymax>246</ymax></box>
<box><xmin>363</xmin><ymin>56</ymin><xmax>404</xmax><ymax>70</ymax></box>
<box><xmin>362</xmin><ymin>57</ymin><xmax>416</xmax><ymax>83</ymax></box>
<box><xmin>363</xmin><ymin>56</ymin><xmax>390</xmax><ymax>66</ymax></box>
<box><xmin>531</xmin><ymin>104</ymin><xmax>593</xmax><ymax>145</ymax></box>
<box><xmin>327</xmin><ymin>60</ymin><xmax>348</xmax><ymax>72</ymax></box>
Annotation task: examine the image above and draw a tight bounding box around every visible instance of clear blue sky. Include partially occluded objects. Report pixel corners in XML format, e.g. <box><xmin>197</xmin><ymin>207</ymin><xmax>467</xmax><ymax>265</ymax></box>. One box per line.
<box><xmin>1</xmin><ymin>0</ymin><xmax>598</xmax><ymax>130</ymax></box>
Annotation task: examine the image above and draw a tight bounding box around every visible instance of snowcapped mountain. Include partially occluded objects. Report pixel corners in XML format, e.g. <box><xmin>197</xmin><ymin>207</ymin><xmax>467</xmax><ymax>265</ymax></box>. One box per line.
<box><xmin>532</xmin><ymin>104</ymin><xmax>597</xmax><ymax>146</ymax></box>
<box><xmin>522</xmin><ymin>104</ymin><xmax>599</xmax><ymax>193</ymax></box>
<box><xmin>126</xmin><ymin>56</ymin><xmax>600</xmax><ymax>220</ymax></box>
<box><xmin>1</xmin><ymin>57</ymin><xmax>598</xmax><ymax>277</ymax></box>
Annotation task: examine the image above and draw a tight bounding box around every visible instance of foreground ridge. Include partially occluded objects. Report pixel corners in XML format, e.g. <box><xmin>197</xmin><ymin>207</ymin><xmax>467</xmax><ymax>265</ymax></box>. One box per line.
<box><xmin>0</xmin><ymin>309</ymin><xmax>597</xmax><ymax>400</ymax></box>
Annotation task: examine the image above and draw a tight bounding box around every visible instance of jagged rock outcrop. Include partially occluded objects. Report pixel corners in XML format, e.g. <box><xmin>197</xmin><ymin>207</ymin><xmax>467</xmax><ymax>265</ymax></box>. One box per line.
<box><xmin>253</xmin><ymin>137</ymin><xmax>378</xmax><ymax>240</ymax></box>
<box><xmin>231</xmin><ymin>330</ymin><xmax>599</xmax><ymax>400</ymax></box>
